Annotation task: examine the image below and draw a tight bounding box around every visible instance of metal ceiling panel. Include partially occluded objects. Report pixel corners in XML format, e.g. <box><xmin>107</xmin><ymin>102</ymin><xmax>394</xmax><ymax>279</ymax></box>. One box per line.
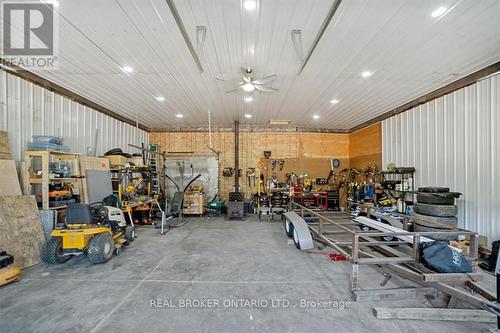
<box><xmin>3</xmin><ymin>0</ymin><xmax>498</xmax><ymax>130</ymax></box>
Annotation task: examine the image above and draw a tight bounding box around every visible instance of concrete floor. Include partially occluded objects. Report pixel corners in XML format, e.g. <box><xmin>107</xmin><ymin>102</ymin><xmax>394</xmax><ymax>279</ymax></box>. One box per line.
<box><xmin>0</xmin><ymin>216</ymin><xmax>494</xmax><ymax>333</ymax></box>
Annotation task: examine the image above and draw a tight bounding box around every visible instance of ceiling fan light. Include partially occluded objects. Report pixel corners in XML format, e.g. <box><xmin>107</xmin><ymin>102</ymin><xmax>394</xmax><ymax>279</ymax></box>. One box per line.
<box><xmin>242</xmin><ymin>83</ymin><xmax>255</xmax><ymax>92</ymax></box>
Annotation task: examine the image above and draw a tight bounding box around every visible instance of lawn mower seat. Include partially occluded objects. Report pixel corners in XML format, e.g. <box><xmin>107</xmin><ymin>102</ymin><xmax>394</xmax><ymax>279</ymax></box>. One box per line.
<box><xmin>66</xmin><ymin>203</ymin><xmax>93</xmax><ymax>224</ymax></box>
<box><xmin>167</xmin><ymin>192</ymin><xmax>184</xmax><ymax>217</ymax></box>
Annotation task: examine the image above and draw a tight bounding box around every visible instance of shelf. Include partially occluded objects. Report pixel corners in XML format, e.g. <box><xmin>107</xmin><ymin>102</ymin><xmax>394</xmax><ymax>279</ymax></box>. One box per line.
<box><xmin>29</xmin><ymin>177</ymin><xmax>81</xmax><ymax>184</ymax></box>
<box><xmin>25</xmin><ymin>150</ymin><xmax>81</xmax><ymax>156</ymax></box>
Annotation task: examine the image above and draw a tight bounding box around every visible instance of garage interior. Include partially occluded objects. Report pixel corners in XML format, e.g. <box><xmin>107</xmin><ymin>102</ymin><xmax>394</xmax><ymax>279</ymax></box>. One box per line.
<box><xmin>0</xmin><ymin>0</ymin><xmax>500</xmax><ymax>332</ymax></box>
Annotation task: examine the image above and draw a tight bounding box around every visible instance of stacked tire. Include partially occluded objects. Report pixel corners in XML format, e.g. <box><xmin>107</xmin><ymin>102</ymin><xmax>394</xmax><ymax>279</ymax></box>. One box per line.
<box><xmin>413</xmin><ymin>187</ymin><xmax>460</xmax><ymax>241</ymax></box>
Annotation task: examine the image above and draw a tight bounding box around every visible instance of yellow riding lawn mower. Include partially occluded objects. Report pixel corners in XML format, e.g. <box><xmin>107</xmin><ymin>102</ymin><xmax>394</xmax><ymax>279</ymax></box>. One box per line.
<box><xmin>41</xmin><ymin>202</ymin><xmax>136</xmax><ymax>264</ymax></box>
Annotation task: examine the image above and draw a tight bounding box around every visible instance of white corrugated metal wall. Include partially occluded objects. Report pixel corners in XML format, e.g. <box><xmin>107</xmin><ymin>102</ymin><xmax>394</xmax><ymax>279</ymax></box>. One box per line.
<box><xmin>382</xmin><ymin>72</ymin><xmax>500</xmax><ymax>242</ymax></box>
<box><xmin>0</xmin><ymin>70</ymin><xmax>149</xmax><ymax>162</ymax></box>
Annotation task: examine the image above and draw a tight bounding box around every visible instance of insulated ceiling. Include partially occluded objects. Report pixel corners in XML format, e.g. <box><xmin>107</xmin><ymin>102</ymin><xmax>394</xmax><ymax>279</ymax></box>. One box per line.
<box><xmin>7</xmin><ymin>0</ymin><xmax>500</xmax><ymax>131</ymax></box>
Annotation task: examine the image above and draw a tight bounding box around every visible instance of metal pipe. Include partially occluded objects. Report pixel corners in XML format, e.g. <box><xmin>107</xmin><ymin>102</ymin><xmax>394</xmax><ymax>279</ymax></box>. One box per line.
<box><xmin>298</xmin><ymin>0</ymin><xmax>342</xmax><ymax>75</ymax></box>
<box><xmin>165</xmin><ymin>0</ymin><xmax>204</xmax><ymax>73</ymax></box>
<box><xmin>292</xmin><ymin>202</ymin><xmax>353</xmax><ymax>233</ymax></box>
<box><xmin>208</xmin><ymin>111</ymin><xmax>213</xmax><ymax>148</ymax></box>
<box><xmin>234</xmin><ymin>120</ymin><xmax>239</xmax><ymax>192</ymax></box>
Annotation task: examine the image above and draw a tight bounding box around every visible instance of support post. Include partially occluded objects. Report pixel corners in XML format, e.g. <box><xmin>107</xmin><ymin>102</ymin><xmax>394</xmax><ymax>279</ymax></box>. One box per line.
<box><xmin>352</xmin><ymin>233</ymin><xmax>359</xmax><ymax>263</ymax></box>
<box><xmin>234</xmin><ymin>120</ymin><xmax>239</xmax><ymax>192</ymax></box>
<box><xmin>413</xmin><ymin>233</ymin><xmax>421</xmax><ymax>262</ymax></box>
<box><xmin>319</xmin><ymin>216</ymin><xmax>323</xmax><ymax>236</ymax></box>
<box><xmin>351</xmin><ymin>263</ymin><xmax>359</xmax><ymax>294</ymax></box>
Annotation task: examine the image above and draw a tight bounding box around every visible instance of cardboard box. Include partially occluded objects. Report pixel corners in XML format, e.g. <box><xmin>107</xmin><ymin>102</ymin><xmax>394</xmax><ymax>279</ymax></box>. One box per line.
<box><xmin>130</xmin><ymin>156</ymin><xmax>144</xmax><ymax>167</ymax></box>
<box><xmin>102</xmin><ymin>155</ymin><xmax>128</xmax><ymax>166</ymax></box>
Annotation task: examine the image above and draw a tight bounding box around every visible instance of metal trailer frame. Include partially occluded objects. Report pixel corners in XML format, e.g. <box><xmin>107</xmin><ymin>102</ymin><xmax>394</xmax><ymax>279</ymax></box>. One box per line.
<box><xmin>289</xmin><ymin>202</ymin><xmax>498</xmax><ymax>314</ymax></box>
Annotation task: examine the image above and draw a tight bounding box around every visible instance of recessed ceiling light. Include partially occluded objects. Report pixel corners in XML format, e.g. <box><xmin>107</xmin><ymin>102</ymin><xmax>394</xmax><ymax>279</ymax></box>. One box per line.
<box><xmin>431</xmin><ymin>6</ymin><xmax>447</xmax><ymax>18</ymax></box>
<box><xmin>245</xmin><ymin>114</ymin><xmax>252</xmax><ymax>119</ymax></box>
<box><xmin>121</xmin><ymin>66</ymin><xmax>133</xmax><ymax>73</ymax></box>
<box><xmin>330</xmin><ymin>99</ymin><xmax>339</xmax><ymax>104</ymax></box>
<box><xmin>244</xmin><ymin>96</ymin><xmax>254</xmax><ymax>103</ymax></box>
<box><xmin>242</xmin><ymin>83</ymin><xmax>255</xmax><ymax>92</ymax></box>
<box><xmin>243</xmin><ymin>0</ymin><xmax>257</xmax><ymax>11</ymax></box>
<box><xmin>361</xmin><ymin>71</ymin><xmax>373</xmax><ymax>78</ymax></box>
<box><xmin>155</xmin><ymin>96</ymin><xmax>165</xmax><ymax>102</ymax></box>
<box><xmin>313</xmin><ymin>115</ymin><xmax>320</xmax><ymax>119</ymax></box>
<box><xmin>175</xmin><ymin>114</ymin><xmax>184</xmax><ymax>118</ymax></box>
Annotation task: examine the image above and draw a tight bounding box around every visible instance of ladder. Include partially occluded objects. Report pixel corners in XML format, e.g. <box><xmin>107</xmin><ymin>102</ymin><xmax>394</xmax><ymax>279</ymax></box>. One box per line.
<box><xmin>149</xmin><ymin>144</ymin><xmax>161</xmax><ymax>196</ymax></box>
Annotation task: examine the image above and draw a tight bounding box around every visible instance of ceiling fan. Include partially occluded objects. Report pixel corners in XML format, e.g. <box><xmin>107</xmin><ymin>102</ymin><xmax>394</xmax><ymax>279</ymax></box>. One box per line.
<box><xmin>217</xmin><ymin>67</ymin><xmax>278</xmax><ymax>93</ymax></box>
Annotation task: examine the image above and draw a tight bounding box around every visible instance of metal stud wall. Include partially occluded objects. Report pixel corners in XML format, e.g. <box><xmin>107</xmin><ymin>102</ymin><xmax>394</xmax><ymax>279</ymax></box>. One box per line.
<box><xmin>0</xmin><ymin>70</ymin><xmax>148</xmax><ymax>162</ymax></box>
<box><xmin>382</xmin><ymin>72</ymin><xmax>500</xmax><ymax>242</ymax></box>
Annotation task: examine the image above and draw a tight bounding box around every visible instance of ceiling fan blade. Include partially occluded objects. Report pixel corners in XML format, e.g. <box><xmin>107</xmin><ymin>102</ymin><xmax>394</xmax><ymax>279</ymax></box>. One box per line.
<box><xmin>216</xmin><ymin>77</ymin><xmax>245</xmax><ymax>85</ymax></box>
<box><xmin>255</xmin><ymin>85</ymin><xmax>278</xmax><ymax>93</ymax></box>
<box><xmin>225</xmin><ymin>86</ymin><xmax>243</xmax><ymax>93</ymax></box>
<box><xmin>253</xmin><ymin>74</ymin><xmax>277</xmax><ymax>85</ymax></box>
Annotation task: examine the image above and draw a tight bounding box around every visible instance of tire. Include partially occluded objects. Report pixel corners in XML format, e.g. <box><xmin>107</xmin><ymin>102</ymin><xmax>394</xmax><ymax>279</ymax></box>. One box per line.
<box><xmin>413</xmin><ymin>202</ymin><xmax>457</xmax><ymax>217</ymax></box>
<box><xmin>285</xmin><ymin>220</ymin><xmax>294</xmax><ymax>237</ymax></box>
<box><xmin>417</xmin><ymin>193</ymin><xmax>455</xmax><ymax>205</ymax></box>
<box><xmin>293</xmin><ymin>228</ymin><xmax>301</xmax><ymax>250</ymax></box>
<box><xmin>40</xmin><ymin>237</ymin><xmax>71</xmax><ymax>264</ymax></box>
<box><xmin>413</xmin><ymin>222</ymin><xmax>457</xmax><ymax>241</ymax></box>
<box><xmin>413</xmin><ymin>213</ymin><xmax>458</xmax><ymax>227</ymax></box>
<box><xmin>418</xmin><ymin>187</ymin><xmax>450</xmax><ymax>193</ymax></box>
<box><xmin>125</xmin><ymin>226</ymin><xmax>135</xmax><ymax>244</ymax></box>
<box><xmin>87</xmin><ymin>233</ymin><xmax>114</xmax><ymax>264</ymax></box>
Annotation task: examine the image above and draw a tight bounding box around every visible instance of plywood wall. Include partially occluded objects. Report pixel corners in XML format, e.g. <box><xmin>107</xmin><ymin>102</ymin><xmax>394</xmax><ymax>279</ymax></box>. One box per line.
<box><xmin>349</xmin><ymin>123</ymin><xmax>382</xmax><ymax>171</ymax></box>
<box><xmin>150</xmin><ymin>131</ymin><xmax>350</xmax><ymax>199</ymax></box>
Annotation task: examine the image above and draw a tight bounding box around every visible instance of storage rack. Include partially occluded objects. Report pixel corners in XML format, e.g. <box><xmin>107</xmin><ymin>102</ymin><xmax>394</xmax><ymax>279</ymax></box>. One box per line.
<box><xmin>379</xmin><ymin>169</ymin><xmax>416</xmax><ymax>212</ymax></box>
<box><xmin>23</xmin><ymin>150</ymin><xmax>82</xmax><ymax>210</ymax></box>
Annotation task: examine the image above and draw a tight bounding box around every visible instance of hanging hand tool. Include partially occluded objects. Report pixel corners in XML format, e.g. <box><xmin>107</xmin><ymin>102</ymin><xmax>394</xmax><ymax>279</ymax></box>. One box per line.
<box><xmin>271</xmin><ymin>160</ymin><xmax>277</xmax><ymax>171</ymax></box>
<box><xmin>246</xmin><ymin>167</ymin><xmax>256</xmax><ymax>187</ymax></box>
<box><xmin>278</xmin><ymin>159</ymin><xmax>285</xmax><ymax>171</ymax></box>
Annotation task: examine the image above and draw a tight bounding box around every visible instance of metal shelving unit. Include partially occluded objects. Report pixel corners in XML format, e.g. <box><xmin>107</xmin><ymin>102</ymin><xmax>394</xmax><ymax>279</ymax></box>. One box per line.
<box><xmin>379</xmin><ymin>169</ymin><xmax>415</xmax><ymax>213</ymax></box>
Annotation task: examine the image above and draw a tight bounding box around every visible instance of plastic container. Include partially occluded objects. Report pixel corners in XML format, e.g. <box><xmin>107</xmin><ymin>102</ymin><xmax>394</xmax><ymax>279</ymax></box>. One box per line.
<box><xmin>27</xmin><ymin>142</ymin><xmax>70</xmax><ymax>152</ymax></box>
<box><xmin>32</xmin><ymin>135</ymin><xmax>64</xmax><ymax>145</ymax></box>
